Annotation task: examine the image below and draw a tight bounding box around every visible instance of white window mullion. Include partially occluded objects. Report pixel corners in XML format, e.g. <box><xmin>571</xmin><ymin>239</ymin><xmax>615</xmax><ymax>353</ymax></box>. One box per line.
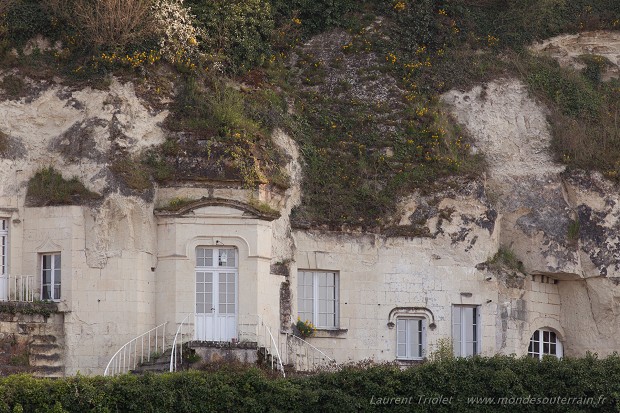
<box><xmin>0</xmin><ymin>219</ymin><xmax>8</xmax><ymax>276</ymax></box>
<box><xmin>312</xmin><ymin>272</ymin><xmax>319</xmax><ymax>326</ymax></box>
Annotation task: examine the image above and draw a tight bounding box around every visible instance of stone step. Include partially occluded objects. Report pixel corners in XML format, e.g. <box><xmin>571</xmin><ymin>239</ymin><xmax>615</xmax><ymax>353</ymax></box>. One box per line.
<box><xmin>29</xmin><ymin>343</ymin><xmax>62</xmax><ymax>356</ymax></box>
<box><xmin>30</xmin><ymin>352</ymin><xmax>63</xmax><ymax>367</ymax></box>
<box><xmin>31</xmin><ymin>334</ymin><xmax>58</xmax><ymax>344</ymax></box>
<box><xmin>32</xmin><ymin>365</ymin><xmax>64</xmax><ymax>378</ymax></box>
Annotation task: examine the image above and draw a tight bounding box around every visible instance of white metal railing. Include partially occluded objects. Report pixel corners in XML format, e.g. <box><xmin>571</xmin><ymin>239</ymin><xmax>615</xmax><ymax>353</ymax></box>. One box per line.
<box><xmin>281</xmin><ymin>333</ymin><xmax>336</xmax><ymax>372</ymax></box>
<box><xmin>169</xmin><ymin>314</ymin><xmax>193</xmax><ymax>372</ymax></box>
<box><xmin>104</xmin><ymin>322</ymin><xmax>167</xmax><ymax>376</ymax></box>
<box><xmin>257</xmin><ymin>317</ymin><xmax>285</xmax><ymax>377</ymax></box>
<box><xmin>0</xmin><ymin>274</ymin><xmax>35</xmax><ymax>302</ymax></box>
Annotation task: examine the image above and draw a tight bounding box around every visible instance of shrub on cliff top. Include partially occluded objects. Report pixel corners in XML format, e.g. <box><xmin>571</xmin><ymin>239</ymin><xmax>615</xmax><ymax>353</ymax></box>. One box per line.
<box><xmin>26</xmin><ymin>167</ymin><xmax>99</xmax><ymax>206</ymax></box>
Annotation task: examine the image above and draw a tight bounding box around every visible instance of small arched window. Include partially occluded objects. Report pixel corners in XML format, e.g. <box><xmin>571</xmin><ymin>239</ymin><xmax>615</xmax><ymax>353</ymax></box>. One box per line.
<box><xmin>528</xmin><ymin>329</ymin><xmax>563</xmax><ymax>359</ymax></box>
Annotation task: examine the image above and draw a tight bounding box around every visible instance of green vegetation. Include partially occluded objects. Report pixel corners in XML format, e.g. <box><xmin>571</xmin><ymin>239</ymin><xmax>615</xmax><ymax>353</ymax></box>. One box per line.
<box><xmin>488</xmin><ymin>247</ymin><xmax>525</xmax><ymax>274</ymax></box>
<box><xmin>295</xmin><ymin>317</ymin><xmax>315</xmax><ymax>338</ymax></box>
<box><xmin>110</xmin><ymin>156</ymin><xmax>153</xmax><ymax>192</ymax></box>
<box><xmin>248</xmin><ymin>197</ymin><xmax>280</xmax><ymax>216</ymax></box>
<box><xmin>26</xmin><ymin>167</ymin><xmax>100</xmax><ymax>207</ymax></box>
<box><xmin>568</xmin><ymin>219</ymin><xmax>581</xmax><ymax>242</ymax></box>
<box><xmin>1</xmin><ymin>356</ymin><xmax>620</xmax><ymax>411</ymax></box>
<box><xmin>158</xmin><ymin>196</ymin><xmax>197</xmax><ymax>212</ymax></box>
<box><xmin>2</xmin><ymin>0</ymin><xmax>620</xmax><ymax>228</ymax></box>
<box><xmin>0</xmin><ymin>300</ymin><xmax>58</xmax><ymax>318</ymax></box>
<box><xmin>8</xmin><ymin>353</ymin><xmax>29</xmax><ymax>367</ymax></box>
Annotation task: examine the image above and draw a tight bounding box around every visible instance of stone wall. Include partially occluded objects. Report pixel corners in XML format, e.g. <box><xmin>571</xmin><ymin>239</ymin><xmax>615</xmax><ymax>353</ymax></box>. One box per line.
<box><xmin>0</xmin><ymin>310</ymin><xmax>65</xmax><ymax>377</ymax></box>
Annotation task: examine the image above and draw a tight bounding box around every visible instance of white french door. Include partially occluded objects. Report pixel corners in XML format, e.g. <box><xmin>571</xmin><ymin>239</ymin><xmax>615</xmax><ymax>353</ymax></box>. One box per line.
<box><xmin>195</xmin><ymin>247</ymin><xmax>237</xmax><ymax>342</ymax></box>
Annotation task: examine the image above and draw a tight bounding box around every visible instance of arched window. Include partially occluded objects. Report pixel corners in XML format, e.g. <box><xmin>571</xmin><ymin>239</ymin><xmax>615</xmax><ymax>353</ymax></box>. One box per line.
<box><xmin>528</xmin><ymin>329</ymin><xmax>563</xmax><ymax>359</ymax></box>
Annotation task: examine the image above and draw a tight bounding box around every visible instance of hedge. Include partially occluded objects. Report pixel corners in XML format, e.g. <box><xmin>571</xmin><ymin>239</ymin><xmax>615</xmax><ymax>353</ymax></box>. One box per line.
<box><xmin>1</xmin><ymin>355</ymin><xmax>620</xmax><ymax>412</ymax></box>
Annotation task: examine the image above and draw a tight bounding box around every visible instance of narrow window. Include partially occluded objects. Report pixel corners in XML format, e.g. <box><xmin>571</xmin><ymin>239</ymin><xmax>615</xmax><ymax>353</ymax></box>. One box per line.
<box><xmin>396</xmin><ymin>318</ymin><xmax>426</xmax><ymax>360</ymax></box>
<box><xmin>452</xmin><ymin>305</ymin><xmax>480</xmax><ymax>357</ymax></box>
<box><xmin>297</xmin><ymin>271</ymin><xmax>339</xmax><ymax>329</ymax></box>
<box><xmin>0</xmin><ymin>219</ymin><xmax>7</xmax><ymax>276</ymax></box>
<box><xmin>41</xmin><ymin>253</ymin><xmax>61</xmax><ymax>301</ymax></box>
<box><xmin>528</xmin><ymin>329</ymin><xmax>563</xmax><ymax>359</ymax></box>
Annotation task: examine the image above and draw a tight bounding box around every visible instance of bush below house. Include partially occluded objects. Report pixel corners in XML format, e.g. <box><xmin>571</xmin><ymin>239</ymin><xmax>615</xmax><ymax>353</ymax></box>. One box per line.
<box><xmin>1</xmin><ymin>356</ymin><xmax>620</xmax><ymax>412</ymax></box>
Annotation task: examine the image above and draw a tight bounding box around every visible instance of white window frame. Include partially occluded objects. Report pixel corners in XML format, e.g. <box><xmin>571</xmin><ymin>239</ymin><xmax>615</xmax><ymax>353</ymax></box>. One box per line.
<box><xmin>528</xmin><ymin>328</ymin><xmax>563</xmax><ymax>359</ymax></box>
<box><xmin>41</xmin><ymin>253</ymin><xmax>61</xmax><ymax>301</ymax></box>
<box><xmin>297</xmin><ymin>270</ymin><xmax>339</xmax><ymax>329</ymax></box>
<box><xmin>0</xmin><ymin>219</ymin><xmax>7</xmax><ymax>276</ymax></box>
<box><xmin>452</xmin><ymin>305</ymin><xmax>481</xmax><ymax>357</ymax></box>
<box><xmin>396</xmin><ymin>317</ymin><xmax>426</xmax><ymax>360</ymax></box>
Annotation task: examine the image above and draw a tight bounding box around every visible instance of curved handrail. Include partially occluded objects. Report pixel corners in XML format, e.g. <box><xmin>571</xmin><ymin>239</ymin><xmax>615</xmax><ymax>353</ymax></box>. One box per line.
<box><xmin>257</xmin><ymin>316</ymin><xmax>285</xmax><ymax>378</ymax></box>
<box><xmin>169</xmin><ymin>314</ymin><xmax>192</xmax><ymax>372</ymax></box>
<box><xmin>266</xmin><ymin>323</ymin><xmax>286</xmax><ymax>378</ymax></box>
<box><xmin>104</xmin><ymin>322</ymin><xmax>167</xmax><ymax>376</ymax></box>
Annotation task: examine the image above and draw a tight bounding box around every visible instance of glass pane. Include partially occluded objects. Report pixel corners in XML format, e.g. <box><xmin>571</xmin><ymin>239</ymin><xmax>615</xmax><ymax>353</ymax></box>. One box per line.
<box><xmin>550</xmin><ymin>331</ymin><xmax>556</xmax><ymax>342</ymax></box>
<box><xmin>533</xmin><ymin>341</ymin><xmax>539</xmax><ymax>353</ymax></box>
<box><xmin>409</xmin><ymin>321</ymin><xmax>419</xmax><ymax>356</ymax></box>
<box><xmin>219</xmin><ymin>303</ymin><xmax>226</xmax><ymax>313</ymax></box>
<box><xmin>543</xmin><ymin>331</ymin><xmax>550</xmax><ymax>342</ymax></box>
<box><xmin>54</xmin><ymin>254</ymin><xmax>61</xmax><ymax>268</ymax></box>
<box><xmin>227</xmin><ymin>250</ymin><xmax>236</xmax><ymax>268</ymax></box>
<box><xmin>197</xmin><ymin>283</ymin><xmax>204</xmax><ymax>292</ymax></box>
<box><xmin>196</xmin><ymin>303</ymin><xmax>203</xmax><ymax>313</ymax></box>
<box><xmin>550</xmin><ymin>343</ymin><xmax>556</xmax><ymax>355</ymax></box>
<box><xmin>397</xmin><ymin>320</ymin><xmax>406</xmax><ymax>345</ymax></box>
<box><xmin>42</xmin><ymin>285</ymin><xmax>50</xmax><ymax>300</ymax></box>
<box><xmin>197</xmin><ymin>272</ymin><xmax>204</xmax><ymax>283</ymax></box>
<box><xmin>43</xmin><ymin>255</ymin><xmax>51</xmax><ymax>270</ymax></box>
<box><xmin>42</xmin><ymin>269</ymin><xmax>51</xmax><ymax>284</ymax></box>
<box><xmin>54</xmin><ymin>269</ymin><xmax>61</xmax><ymax>283</ymax></box>
<box><xmin>464</xmin><ymin>308</ymin><xmax>474</xmax><ymax>342</ymax></box>
<box><xmin>533</xmin><ymin>330</ymin><xmax>540</xmax><ymax>341</ymax></box>
<box><xmin>205</xmin><ymin>283</ymin><xmax>212</xmax><ymax>293</ymax></box>
<box><xmin>196</xmin><ymin>293</ymin><xmax>204</xmax><ymax>304</ymax></box>
<box><xmin>543</xmin><ymin>342</ymin><xmax>550</xmax><ymax>354</ymax></box>
<box><xmin>196</xmin><ymin>248</ymin><xmax>213</xmax><ymax>267</ymax></box>
<box><xmin>466</xmin><ymin>341</ymin><xmax>475</xmax><ymax>356</ymax></box>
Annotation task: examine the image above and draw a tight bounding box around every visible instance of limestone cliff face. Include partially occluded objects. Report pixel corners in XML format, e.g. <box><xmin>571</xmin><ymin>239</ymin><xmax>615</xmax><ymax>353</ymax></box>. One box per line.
<box><xmin>441</xmin><ymin>32</ymin><xmax>620</xmax><ymax>356</ymax></box>
<box><xmin>2</xmin><ymin>31</ymin><xmax>620</xmax><ymax>368</ymax></box>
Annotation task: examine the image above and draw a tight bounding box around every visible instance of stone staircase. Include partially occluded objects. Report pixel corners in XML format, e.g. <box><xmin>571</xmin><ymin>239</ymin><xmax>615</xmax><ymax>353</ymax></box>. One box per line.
<box><xmin>30</xmin><ymin>333</ymin><xmax>64</xmax><ymax>377</ymax></box>
<box><xmin>129</xmin><ymin>341</ymin><xmax>286</xmax><ymax>375</ymax></box>
<box><xmin>129</xmin><ymin>348</ymin><xmax>176</xmax><ymax>374</ymax></box>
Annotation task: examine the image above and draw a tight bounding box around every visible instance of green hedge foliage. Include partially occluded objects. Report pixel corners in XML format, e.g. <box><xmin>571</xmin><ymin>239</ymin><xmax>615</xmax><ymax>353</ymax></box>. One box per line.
<box><xmin>1</xmin><ymin>356</ymin><xmax>620</xmax><ymax>412</ymax></box>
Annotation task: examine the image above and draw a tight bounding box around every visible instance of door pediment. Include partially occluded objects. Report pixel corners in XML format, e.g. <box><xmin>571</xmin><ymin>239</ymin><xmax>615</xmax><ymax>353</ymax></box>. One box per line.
<box><xmin>155</xmin><ymin>197</ymin><xmax>280</xmax><ymax>221</ymax></box>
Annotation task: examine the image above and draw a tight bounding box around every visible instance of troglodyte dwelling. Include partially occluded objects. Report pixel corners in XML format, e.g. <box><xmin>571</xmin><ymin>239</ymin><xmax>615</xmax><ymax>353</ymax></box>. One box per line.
<box><xmin>1</xmin><ymin>31</ymin><xmax>620</xmax><ymax>377</ymax></box>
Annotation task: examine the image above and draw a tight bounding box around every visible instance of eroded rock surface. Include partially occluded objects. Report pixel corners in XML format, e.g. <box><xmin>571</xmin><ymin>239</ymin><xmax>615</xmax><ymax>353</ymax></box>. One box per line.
<box><xmin>0</xmin><ymin>75</ymin><xmax>168</xmax><ymax>196</ymax></box>
<box><xmin>530</xmin><ymin>31</ymin><xmax>620</xmax><ymax>81</ymax></box>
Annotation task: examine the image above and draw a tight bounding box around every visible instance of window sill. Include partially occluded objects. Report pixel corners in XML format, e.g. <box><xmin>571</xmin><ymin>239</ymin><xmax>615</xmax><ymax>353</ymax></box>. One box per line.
<box><xmin>311</xmin><ymin>328</ymin><xmax>348</xmax><ymax>339</ymax></box>
<box><xmin>396</xmin><ymin>358</ymin><xmax>425</xmax><ymax>366</ymax></box>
